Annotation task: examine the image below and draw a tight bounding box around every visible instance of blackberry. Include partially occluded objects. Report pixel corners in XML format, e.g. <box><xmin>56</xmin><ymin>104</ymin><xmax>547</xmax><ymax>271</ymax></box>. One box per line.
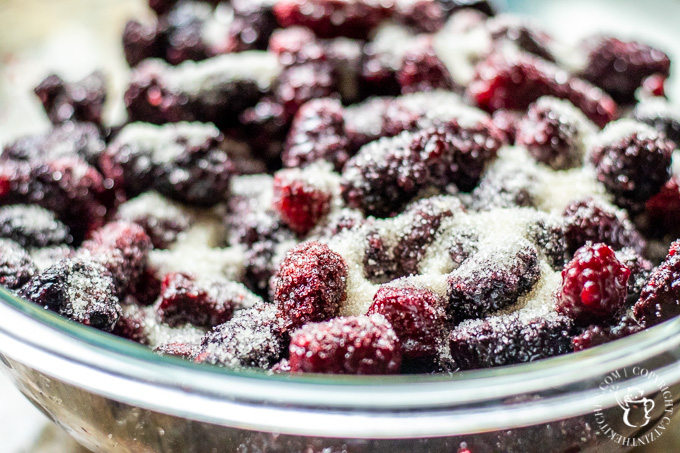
<box><xmin>447</xmin><ymin>312</ymin><xmax>575</xmax><ymax>370</ymax></box>
<box><xmin>590</xmin><ymin>120</ymin><xmax>673</xmax><ymax>206</ymax></box>
<box><xmin>447</xmin><ymin>241</ymin><xmax>541</xmax><ymax>320</ymax></box>
<box><xmin>633</xmin><ymin>242</ymin><xmax>680</xmax><ymax>327</ymax></box>
<box><xmin>0</xmin><ymin>205</ymin><xmax>72</xmax><ymax>249</ymax></box>
<box><xmin>573</xmin><ymin>315</ymin><xmax>643</xmax><ymax>352</ymax></box>
<box><xmin>556</xmin><ymin>243</ymin><xmax>630</xmax><ymax>324</ymax></box>
<box><xmin>273</xmin><ymin>241</ymin><xmax>347</xmax><ymax>331</ymax></box>
<box><xmin>19</xmin><ymin>258</ymin><xmax>121</xmax><ymax>332</ymax></box>
<box><xmin>34</xmin><ymin>71</ymin><xmax>107</xmax><ymax>125</ymax></box>
<box><xmin>288</xmin><ymin>314</ymin><xmax>402</xmax><ymax>375</ymax></box>
<box><xmin>397</xmin><ymin>45</ymin><xmax>456</xmax><ymax>94</ymax></box>
<box><xmin>580</xmin><ymin>36</ymin><xmax>671</xmax><ymax>105</ymax></box>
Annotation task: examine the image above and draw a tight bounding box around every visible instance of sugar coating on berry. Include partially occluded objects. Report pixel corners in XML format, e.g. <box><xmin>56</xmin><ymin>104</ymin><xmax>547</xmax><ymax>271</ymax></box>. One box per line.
<box><xmin>288</xmin><ymin>314</ymin><xmax>402</xmax><ymax>375</ymax></box>
<box><xmin>0</xmin><ymin>239</ymin><xmax>38</xmax><ymax>290</ymax></box>
<box><xmin>30</xmin><ymin>246</ymin><xmax>73</xmax><ymax>273</ymax></box>
<box><xmin>516</xmin><ymin>97</ymin><xmax>597</xmax><ymax>170</ymax></box>
<box><xmin>164</xmin><ymin>51</ymin><xmax>282</xmax><ymax>94</ymax></box>
<box><xmin>274</xmin><ymin>241</ymin><xmax>348</xmax><ymax>330</ymax></box>
<box><xmin>633</xmin><ymin>98</ymin><xmax>680</xmax><ymax>147</ymax></box>
<box><xmin>445</xmin><ymin>310</ymin><xmax>575</xmax><ymax>370</ymax></box>
<box><xmin>433</xmin><ymin>12</ymin><xmax>493</xmax><ymax>86</ymax></box>
<box><xmin>0</xmin><ymin>205</ymin><xmax>72</xmax><ymax>249</ymax></box>
<box><xmin>556</xmin><ymin>243</ymin><xmax>630</xmax><ymax>324</ymax></box>
<box><xmin>562</xmin><ymin>198</ymin><xmax>646</xmax><ymax>255</ymax></box>
<box><xmin>196</xmin><ymin>302</ymin><xmax>284</xmax><ymax>369</ymax></box>
<box><xmin>20</xmin><ymin>258</ymin><xmax>121</xmax><ymax>331</ymax></box>
<box><xmin>590</xmin><ymin>119</ymin><xmax>674</xmax><ymax>204</ymax></box>
<box><xmin>115</xmin><ymin>192</ymin><xmax>194</xmax><ymax>249</ymax></box>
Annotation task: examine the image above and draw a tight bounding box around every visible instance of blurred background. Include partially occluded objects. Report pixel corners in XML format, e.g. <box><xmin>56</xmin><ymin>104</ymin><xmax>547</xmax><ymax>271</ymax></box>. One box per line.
<box><xmin>1</xmin><ymin>0</ymin><xmax>680</xmax><ymax>451</ymax></box>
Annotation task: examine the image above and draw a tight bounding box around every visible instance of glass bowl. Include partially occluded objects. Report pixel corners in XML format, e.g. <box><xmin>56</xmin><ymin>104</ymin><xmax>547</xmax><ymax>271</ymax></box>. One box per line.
<box><xmin>1</xmin><ymin>285</ymin><xmax>680</xmax><ymax>452</ymax></box>
<box><xmin>2</xmin><ymin>0</ymin><xmax>680</xmax><ymax>452</ymax></box>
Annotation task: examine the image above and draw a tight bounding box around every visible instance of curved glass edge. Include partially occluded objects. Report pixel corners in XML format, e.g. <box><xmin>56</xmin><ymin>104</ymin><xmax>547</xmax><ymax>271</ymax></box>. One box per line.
<box><xmin>3</xmin><ymin>288</ymin><xmax>680</xmax><ymax>437</ymax></box>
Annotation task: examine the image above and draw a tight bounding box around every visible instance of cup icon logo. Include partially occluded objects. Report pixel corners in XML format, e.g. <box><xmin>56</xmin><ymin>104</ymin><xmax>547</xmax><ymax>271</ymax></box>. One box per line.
<box><xmin>616</xmin><ymin>387</ymin><xmax>655</xmax><ymax>429</ymax></box>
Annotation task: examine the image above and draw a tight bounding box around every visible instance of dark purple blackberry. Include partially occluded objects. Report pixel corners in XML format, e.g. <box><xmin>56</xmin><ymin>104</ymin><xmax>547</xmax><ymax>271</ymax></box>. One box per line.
<box><xmin>573</xmin><ymin>315</ymin><xmax>643</xmax><ymax>352</ymax></box>
<box><xmin>515</xmin><ymin>97</ymin><xmax>592</xmax><ymax>170</ymax></box>
<box><xmin>590</xmin><ymin>123</ymin><xmax>673</xmax><ymax>206</ymax></box>
<box><xmin>615</xmin><ymin>247</ymin><xmax>654</xmax><ymax>305</ymax></box>
<box><xmin>446</xmin><ymin>312</ymin><xmax>576</xmax><ymax>370</ymax></box>
<box><xmin>321</xmin><ymin>37</ymin><xmax>364</xmax><ymax>104</ymax></box>
<box><xmin>273</xmin><ymin>0</ymin><xmax>388</xmax><ymax>40</ymax></box>
<box><xmin>101</xmin><ymin>122</ymin><xmax>236</xmax><ymax>206</ymax></box>
<box><xmin>0</xmin><ymin>239</ymin><xmax>37</xmax><ymax>290</ymax></box>
<box><xmin>129</xmin><ymin>268</ymin><xmax>162</xmax><ymax>307</ymax></box>
<box><xmin>368</xmin><ymin>285</ymin><xmax>447</xmax><ymax>359</ymax></box>
<box><xmin>3</xmin><ymin>121</ymin><xmax>106</xmax><ymax>168</ymax></box>
<box><xmin>394</xmin><ymin>196</ymin><xmax>462</xmax><ymax>276</ymax></box>
<box><xmin>274</xmin><ymin>61</ymin><xmax>338</xmax><ymax>118</ymax></box>
<box><xmin>282</xmin><ymin>98</ymin><xmax>349</xmax><ymax>171</ymax></box>
<box><xmin>633</xmin><ymin>99</ymin><xmax>680</xmax><ymax>147</ymax></box>
<box><xmin>195</xmin><ymin>302</ymin><xmax>284</xmax><ymax>369</ymax></box>
<box><xmin>556</xmin><ymin>243</ymin><xmax>630</xmax><ymax>324</ymax></box>
<box><xmin>633</xmin><ymin>242</ymin><xmax>680</xmax><ymax>327</ymax></box>
<box><xmin>411</xmin><ymin>120</ymin><xmax>503</xmax><ymax>192</ymax></box>
<box><xmin>122</xmin><ymin>20</ymin><xmax>162</xmax><ymax>68</ymax></box>
<box><xmin>156</xmin><ymin>273</ymin><xmax>237</xmax><ymax>328</ymax></box>
<box><xmin>397</xmin><ymin>45</ymin><xmax>456</xmax><ymax>94</ymax></box>
<box><xmin>19</xmin><ymin>258</ymin><xmax>121</xmax><ymax>332</ymax></box>
<box><xmin>239</xmin><ymin>98</ymin><xmax>289</xmax><ymax>170</ymax></box>
<box><xmin>274</xmin><ymin>241</ymin><xmax>347</xmax><ymax>331</ymax></box>
<box><xmin>268</xmin><ymin>27</ymin><xmax>326</xmax><ymax>65</ymax></box>
<box><xmin>341</xmin><ymin>132</ymin><xmax>430</xmax><ymax>217</ymax></box>
<box><xmin>0</xmin><ymin>205</ymin><xmax>72</xmax><ymax>249</ymax></box>
<box><xmin>112</xmin><ymin>302</ymin><xmax>149</xmax><ymax>345</ymax></box>
<box><xmin>80</xmin><ymin>221</ymin><xmax>152</xmax><ymax>297</ymax></box>
<box><xmin>467</xmin><ymin>52</ymin><xmax>618</xmax><ymax>128</ymax></box>
<box><xmin>580</xmin><ymin>36</ymin><xmax>671</xmax><ymax>105</ymax></box>
<box><xmin>360</xmin><ymin>42</ymin><xmax>401</xmax><ymax>98</ymax></box>
<box><xmin>0</xmin><ymin>157</ymin><xmax>110</xmax><ymax>240</ymax></box>
<box><xmin>487</xmin><ymin>16</ymin><xmax>555</xmax><ymax>62</ymax></box>
<box><xmin>229</xmin><ymin>0</ymin><xmax>278</xmax><ymax>52</ymax></box>
<box><xmin>645</xmin><ymin>176</ymin><xmax>680</xmax><ymax>238</ymax></box>
<box><xmin>288</xmin><ymin>315</ymin><xmax>402</xmax><ymax>375</ymax></box>
<box><xmin>447</xmin><ymin>242</ymin><xmax>541</xmax><ymax>320</ymax></box>
<box><xmin>562</xmin><ymin>198</ymin><xmax>646</xmax><ymax>255</ymax></box>
<box><xmin>34</xmin><ymin>72</ymin><xmax>107</xmax><ymax>125</ymax></box>
<box><xmin>125</xmin><ymin>55</ymin><xmax>274</xmax><ymax>129</ymax></box>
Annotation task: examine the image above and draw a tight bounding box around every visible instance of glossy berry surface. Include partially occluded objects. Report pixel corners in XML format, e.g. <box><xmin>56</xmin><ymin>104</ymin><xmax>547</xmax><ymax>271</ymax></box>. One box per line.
<box><xmin>288</xmin><ymin>314</ymin><xmax>402</xmax><ymax>375</ymax></box>
<box><xmin>572</xmin><ymin>315</ymin><xmax>643</xmax><ymax>352</ymax></box>
<box><xmin>556</xmin><ymin>243</ymin><xmax>630</xmax><ymax>324</ymax></box>
<box><xmin>272</xmin><ymin>169</ymin><xmax>333</xmax><ymax>235</ymax></box>
<box><xmin>274</xmin><ymin>241</ymin><xmax>347</xmax><ymax>330</ymax></box>
<box><xmin>397</xmin><ymin>46</ymin><xmax>456</xmax><ymax>94</ymax></box>
<box><xmin>367</xmin><ymin>286</ymin><xmax>446</xmax><ymax>359</ymax></box>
